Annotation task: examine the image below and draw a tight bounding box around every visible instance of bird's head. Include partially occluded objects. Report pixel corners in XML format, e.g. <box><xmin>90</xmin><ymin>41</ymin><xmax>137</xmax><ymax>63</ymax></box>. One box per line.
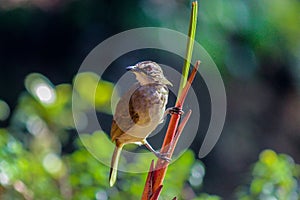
<box><xmin>126</xmin><ymin>61</ymin><xmax>173</xmax><ymax>86</ymax></box>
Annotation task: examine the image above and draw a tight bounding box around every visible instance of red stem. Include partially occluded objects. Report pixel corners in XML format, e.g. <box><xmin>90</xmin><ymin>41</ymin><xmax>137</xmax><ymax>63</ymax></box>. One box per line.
<box><xmin>141</xmin><ymin>160</ymin><xmax>155</xmax><ymax>200</ymax></box>
<box><xmin>141</xmin><ymin>61</ymin><xmax>200</xmax><ymax>199</ymax></box>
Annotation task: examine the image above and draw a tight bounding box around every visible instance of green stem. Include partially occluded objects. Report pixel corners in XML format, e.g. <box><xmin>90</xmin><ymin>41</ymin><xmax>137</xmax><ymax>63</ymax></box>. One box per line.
<box><xmin>178</xmin><ymin>1</ymin><xmax>198</xmax><ymax>97</ymax></box>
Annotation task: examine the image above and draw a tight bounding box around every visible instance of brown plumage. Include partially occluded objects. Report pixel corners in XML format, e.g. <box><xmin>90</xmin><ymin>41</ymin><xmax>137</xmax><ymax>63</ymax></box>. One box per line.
<box><xmin>109</xmin><ymin>61</ymin><xmax>172</xmax><ymax>186</ymax></box>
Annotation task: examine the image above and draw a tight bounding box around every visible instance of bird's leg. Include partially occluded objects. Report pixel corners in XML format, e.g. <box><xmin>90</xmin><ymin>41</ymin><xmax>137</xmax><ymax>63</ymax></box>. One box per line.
<box><xmin>142</xmin><ymin>140</ymin><xmax>171</xmax><ymax>162</ymax></box>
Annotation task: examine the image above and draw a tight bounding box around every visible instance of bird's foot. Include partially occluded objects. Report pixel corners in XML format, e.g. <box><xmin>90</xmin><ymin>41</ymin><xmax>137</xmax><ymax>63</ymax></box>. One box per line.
<box><xmin>154</xmin><ymin>151</ymin><xmax>171</xmax><ymax>162</ymax></box>
<box><xmin>167</xmin><ymin>107</ymin><xmax>184</xmax><ymax>115</ymax></box>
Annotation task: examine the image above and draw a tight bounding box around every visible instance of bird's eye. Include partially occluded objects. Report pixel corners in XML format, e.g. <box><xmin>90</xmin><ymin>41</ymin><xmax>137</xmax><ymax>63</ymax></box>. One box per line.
<box><xmin>144</xmin><ymin>66</ymin><xmax>152</xmax><ymax>71</ymax></box>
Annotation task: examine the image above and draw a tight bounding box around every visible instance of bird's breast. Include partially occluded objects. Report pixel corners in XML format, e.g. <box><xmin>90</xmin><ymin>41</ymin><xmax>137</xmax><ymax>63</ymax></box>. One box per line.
<box><xmin>150</xmin><ymin>86</ymin><xmax>169</xmax><ymax>124</ymax></box>
<box><xmin>112</xmin><ymin>83</ymin><xmax>169</xmax><ymax>142</ymax></box>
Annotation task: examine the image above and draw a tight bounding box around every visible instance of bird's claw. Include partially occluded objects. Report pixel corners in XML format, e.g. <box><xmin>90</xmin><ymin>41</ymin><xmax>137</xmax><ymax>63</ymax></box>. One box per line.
<box><xmin>154</xmin><ymin>152</ymin><xmax>171</xmax><ymax>162</ymax></box>
<box><xmin>168</xmin><ymin>107</ymin><xmax>184</xmax><ymax>115</ymax></box>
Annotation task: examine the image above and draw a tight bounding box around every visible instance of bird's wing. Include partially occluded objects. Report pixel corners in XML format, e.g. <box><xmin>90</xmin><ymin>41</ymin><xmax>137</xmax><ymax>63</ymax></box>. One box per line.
<box><xmin>129</xmin><ymin>86</ymin><xmax>151</xmax><ymax>126</ymax></box>
<box><xmin>110</xmin><ymin>84</ymin><xmax>140</xmax><ymax>141</ymax></box>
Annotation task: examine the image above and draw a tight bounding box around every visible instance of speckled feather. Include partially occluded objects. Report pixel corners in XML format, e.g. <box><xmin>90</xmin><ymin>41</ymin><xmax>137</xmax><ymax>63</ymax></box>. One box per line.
<box><xmin>111</xmin><ymin>83</ymin><xmax>169</xmax><ymax>146</ymax></box>
<box><xmin>109</xmin><ymin>61</ymin><xmax>172</xmax><ymax>187</ymax></box>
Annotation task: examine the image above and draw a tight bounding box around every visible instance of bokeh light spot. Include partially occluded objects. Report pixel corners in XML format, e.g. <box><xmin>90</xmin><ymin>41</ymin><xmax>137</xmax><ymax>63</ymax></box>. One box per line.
<box><xmin>0</xmin><ymin>172</ymin><xmax>9</xmax><ymax>185</ymax></box>
<box><xmin>25</xmin><ymin>73</ymin><xmax>57</xmax><ymax>105</ymax></box>
<box><xmin>189</xmin><ymin>161</ymin><xmax>205</xmax><ymax>187</ymax></box>
<box><xmin>0</xmin><ymin>100</ymin><xmax>10</xmax><ymax>121</ymax></box>
<box><xmin>260</xmin><ymin>150</ymin><xmax>278</xmax><ymax>166</ymax></box>
<box><xmin>26</xmin><ymin>116</ymin><xmax>46</xmax><ymax>136</ymax></box>
<box><xmin>34</xmin><ymin>83</ymin><xmax>56</xmax><ymax>104</ymax></box>
<box><xmin>43</xmin><ymin>153</ymin><xmax>63</xmax><ymax>175</ymax></box>
<box><xmin>96</xmin><ymin>190</ymin><xmax>108</xmax><ymax>200</ymax></box>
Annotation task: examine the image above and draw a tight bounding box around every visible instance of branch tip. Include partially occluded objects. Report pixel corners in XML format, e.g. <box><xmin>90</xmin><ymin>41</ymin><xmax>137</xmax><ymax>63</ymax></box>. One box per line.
<box><xmin>149</xmin><ymin>185</ymin><xmax>163</xmax><ymax>200</ymax></box>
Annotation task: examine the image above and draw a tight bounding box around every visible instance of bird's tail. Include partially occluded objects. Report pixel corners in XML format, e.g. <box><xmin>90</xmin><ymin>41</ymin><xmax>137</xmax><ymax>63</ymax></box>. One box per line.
<box><xmin>109</xmin><ymin>145</ymin><xmax>123</xmax><ymax>187</ymax></box>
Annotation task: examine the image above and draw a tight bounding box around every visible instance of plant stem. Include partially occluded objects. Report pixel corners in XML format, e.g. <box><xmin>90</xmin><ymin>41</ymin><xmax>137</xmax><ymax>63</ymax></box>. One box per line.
<box><xmin>152</xmin><ymin>61</ymin><xmax>199</xmax><ymax>193</ymax></box>
<box><xmin>178</xmin><ymin>1</ymin><xmax>198</xmax><ymax>96</ymax></box>
<box><xmin>141</xmin><ymin>1</ymin><xmax>199</xmax><ymax>199</ymax></box>
<box><xmin>141</xmin><ymin>61</ymin><xmax>200</xmax><ymax>200</ymax></box>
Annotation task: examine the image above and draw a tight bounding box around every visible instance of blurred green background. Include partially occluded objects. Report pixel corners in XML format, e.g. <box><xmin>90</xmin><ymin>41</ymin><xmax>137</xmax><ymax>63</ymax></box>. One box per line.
<box><xmin>0</xmin><ymin>0</ymin><xmax>300</xmax><ymax>199</ymax></box>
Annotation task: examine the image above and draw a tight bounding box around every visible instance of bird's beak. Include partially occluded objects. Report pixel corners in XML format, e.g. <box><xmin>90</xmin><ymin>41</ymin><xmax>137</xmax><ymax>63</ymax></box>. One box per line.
<box><xmin>126</xmin><ymin>65</ymin><xmax>136</xmax><ymax>71</ymax></box>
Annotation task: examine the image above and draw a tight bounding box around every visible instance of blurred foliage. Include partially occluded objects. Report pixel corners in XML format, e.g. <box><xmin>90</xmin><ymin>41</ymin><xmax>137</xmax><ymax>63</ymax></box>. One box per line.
<box><xmin>0</xmin><ymin>0</ymin><xmax>300</xmax><ymax>199</ymax></box>
<box><xmin>1</xmin><ymin>71</ymin><xmax>299</xmax><ymax>199</ymax></box>
<box><xmin>197</xmin><ymin>0</ymin><xmax>300</xmax><ymax>78</ymax></box>
<box><xmin>193</xmin><ymin>194</ymin><xmax>221</xmax><ymax>200</ymax></box>
<box><xmin>237</xmin><ymin>150</ymin><xmax>300</xmax><ymax>200</ymax></box>
<box><xmin>0</xmin><ymin>72</ymin><xmax>213</xmax><ymax>199</ymax></box>
<box><xmin>73</xmin><ymin>72</ymin><xmax>114</xmax><ymax>114</ymax></box>
<box><xmin>0</xmin><ymin>100</ymin><xmax>10</xmax><ymax>121</ymax></box>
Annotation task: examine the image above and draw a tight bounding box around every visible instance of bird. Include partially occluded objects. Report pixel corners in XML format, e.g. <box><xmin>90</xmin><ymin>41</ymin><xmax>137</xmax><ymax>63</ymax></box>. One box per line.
<box><xmin>109</xmin><ymin>61</ymin><xmax>182</xmax><ymax>187</ymax></box>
